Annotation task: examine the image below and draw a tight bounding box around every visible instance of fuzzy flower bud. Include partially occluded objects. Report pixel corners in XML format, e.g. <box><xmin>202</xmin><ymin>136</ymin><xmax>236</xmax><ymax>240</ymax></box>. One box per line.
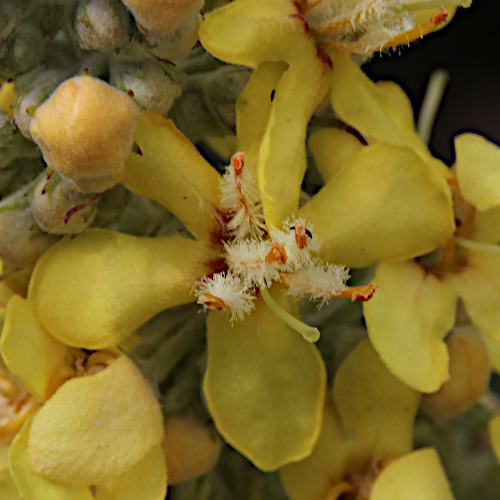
<box><xmin>123</xmin><ymin>0</ymin><xmax>203</xmax><ymax>35</ymax></box>
<box><xmin>75</xmin><ymin>0</ymin><xmax>130</xmax><ymax>52</ymax></box>
<box><xmin>0</xmin><ymin>22</ymin><xmax>46</xmax><ymax>81</ymax></box>
<box><xmin>30</xmin><ymin>75</ymin><xmax>139</xmax><ymax>193</ymax></box>
<box><xmin>0</xmin><ymin>109</ymin><xmax>40</xmax><ymax>168</ymax></box>
<box><xmin>30</xmin><ymin>173</ymin><xmax>98</xmax><ymax>234</ymax></box>
<box><xmin>0</xmin><ymin>190</ymin><xmax>60</xmax><ymax>268</ymax></box>
<box><xmin>169</xmin><ymin>65</ymin><xmax>250</xmax><ymax>141</ymax></box>
<box><xmin>109</xmin><ymin>60</ymin><xmax>182</xmax><ymax>115</ymax></box>
<box><xmin>139</xmin><ymin>10</ymin><xmax>201</xmax><ymax>61</ymax></box>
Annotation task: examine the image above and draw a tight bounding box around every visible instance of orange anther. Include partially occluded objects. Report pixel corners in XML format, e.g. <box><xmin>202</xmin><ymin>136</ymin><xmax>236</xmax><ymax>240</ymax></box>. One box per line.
<box><xmin>294</xmin><ymin>224</ymin><xmax>308</xmax><ymax>249</ymax></box>
<box><xmin>198</xmin><ymin>293</ymin><xmax>228</xmax><ymax>311</ymax></box>
<box><xmin>335</xmin><ymin>284</ymin><xmax>377</xmax><ymax>302</ymax></box>
<box><xmin>265</xmin><ymin>241</ymin><xmax>288</xmax><ymax>265</ymax></box>
<box><xmin>231</xmin><ymin>152</ymin><xmax>245</xmax><ymax>176</ymax></box>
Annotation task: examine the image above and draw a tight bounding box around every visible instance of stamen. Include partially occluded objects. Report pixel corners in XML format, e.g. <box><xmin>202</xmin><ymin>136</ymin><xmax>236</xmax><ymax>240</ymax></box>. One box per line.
<box><xmin>334</xmin><ymin>284</ymin><xmax>377</xmax><ymax>302</ymax></box>
<box><xmin>455</xmin><ymin>237</ymin><xmax>500</xmax><ymax>255</ymax></box>
<box><xmin>260</xmin><ymin>287</ymin><xmax>320</xmax><ymax>343</ymax></box>
<box><xmin>231</xmin><ymin>151</ymin><xmax>245</xmax><ymax>175</ymax></box>
<box><xmin>294</xmin><ymin>223</ymin><xmax>308</xmax><ymax>249</ymax></box>
<box><xmin>265</xmin><ymin>241</ymin><xmax>287</xmax><ymax>265</ymax></box>
<box><xmin>382</xmin><ymin>6</ymin><xmax>449</xmax><ymax>49</ymax></box>
<box><xmin>198</xmin><ymin>293</ymin><xmax>228</xmax><ymax>311</ymax></box>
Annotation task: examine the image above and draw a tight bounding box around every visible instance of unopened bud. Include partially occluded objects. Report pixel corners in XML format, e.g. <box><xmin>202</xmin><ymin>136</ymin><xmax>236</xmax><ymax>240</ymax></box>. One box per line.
<box><xmin>421</xmin><ymin>326</ymin><xmax>490</xmax><ymax>419</ymax></box>
<box><xmin>169</xmin><ymin>65</ymin><xmax>250</xmax><ymax>141</ymax></box>
<box><xmin>109</xmin><ymin>60</ymin><xmax>182</xmax><ymax>115</ymax></box>
<box><xmin>75</xmin><ymin>0</ymin><xmax>130</xmax><ymax>52</ymax></box>
<box><xmin>0</xmin><ymin>109</ymin><xmax>40</xmax><ymax>168</ymax></box>
<box><xmin>162</xmin><ymin>413</ymin><xmax>222</xmax><ymax>484</ymax></box>
<box><xmin>29</xmin><ymin>75</ymin><xmax>139</xmax><ymax>193</ymax></box>
<box><xmin>0</xmin><ymin>190</ymin><xmax>60</xmax><ymax>268</ymax></box>
<box><xmin>14</xmin><ymin>68</ymin><xmax>72</xmax><ymax>139</ymax></box>
<box><xmin>140</xmin><ymin>11</ymin><xmax>201</xmax><ymax>62</ymax></box>
<box><xmin>30</xmin><ymin>173</ymin><xmax>97</xmax><ymax>234</ymax></box>
<box><xmin>0</xmin><ymin>23</ymin><xmax>46</xmax><ymax>81</ymax></box>
<box><xmin>123</xmin><ymin>0</ymin><xmax>203</xmax><ymax>35</ymax></box>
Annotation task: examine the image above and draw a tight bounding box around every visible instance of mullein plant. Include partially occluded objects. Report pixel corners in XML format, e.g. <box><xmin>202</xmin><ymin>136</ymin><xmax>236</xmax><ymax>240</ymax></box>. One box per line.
<box><xmin>1</xmin><ymin>0</ymin><xmax>499</xmax><ymax>499</ymax></box>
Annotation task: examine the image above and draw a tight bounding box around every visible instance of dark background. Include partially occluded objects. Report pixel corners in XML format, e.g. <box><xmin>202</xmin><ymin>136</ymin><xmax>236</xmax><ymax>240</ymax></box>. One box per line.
<box><xmin>364</xmin><ymin>0</ymin><xmax>500</xmax><ymax>164</ymax></box>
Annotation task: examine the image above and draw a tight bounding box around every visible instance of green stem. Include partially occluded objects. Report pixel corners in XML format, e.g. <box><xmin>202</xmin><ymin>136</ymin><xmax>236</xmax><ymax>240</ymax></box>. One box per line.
<box><xmin>455</xmin><ymin>237</ymin><xmax>500</xmax><ymax>254</ymax></box>
<box><xmin>260</xmin><ymin>287</ymin><xmax>320</xmax><ymax>343</ymax></box>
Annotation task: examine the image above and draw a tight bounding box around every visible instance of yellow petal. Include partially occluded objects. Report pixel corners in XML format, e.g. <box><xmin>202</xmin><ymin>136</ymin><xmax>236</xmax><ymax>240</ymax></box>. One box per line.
<box><xmin>484</xmin><ymin>337</ymin><xmax>500</xmax><ymax>374</ymax></box>
<box><xmin>204</xmin><ymin>286</ymin><xmax>326</xmax><ymax>471</ymax></box>
<box><xmin>364</xmin><ymin>261</ymin><xmax>457</xmax><ymax>393</ymax></box>
<box><xmin>299</xmin><ymin>144</ymin><xmax>455</xmax><ymax>267</ymax></box>
<box><xmin>444</xmin><ymin>250</ymin><xmax>500</xmax><ymax>342</ymax></box>
<box><xmin>471</xmin><ymin>205</ymin><xmax>500</xmax><ymax>243</ymax></box>
<box><xmin>371</xmin><ymin>448</ymin><xmax>454</xmax><ymax>500</ymax></box>
<box><xmin>9</xmin><ymin>418</ymin><xmax>93</xmax><ymax>500</ymax></box>
<box><xmin>259</xmin><ymin>56</ymin><xmax>331</xmax><ymax>231</ymax></box>
<box><xmin>116</xmin><ymin>112</ymin><xmax>222</xmax><ymax>242</ymax></box>
<box><xmin>199</xmin><ymin>0</ymin><xmax>311</xmax><ymax>68</ymax></box>
<box><xmin>28</xmin><ymin>355</ymin><xmax>163</xmax><ymax>484</ymax></box>
<box><xmin>0</xmin><ymin>82</ymin><xmax>16</xmax><ymax>117</ymax></box>
<box><xmin>309</xmin><ymin>128</ymin><xmax>363</xmax><ymax>184</ymax></box>
<box><xmin>455</xmin><ymin>133</ymin><xmax>500</xmax><ymax>211</ymax></box>
<box><xmin>0</xmin><ymin>461</ymin><xmax>21</xmax><ymax>500</ymax></box>
<box><xmin>0</xmin><ymin>295</ymin><xmax>69</xmax><ymax>401</ymax></box>
<box><xmin>329</xmin><ymin>52</ymin><xmax>426</xmax><ymax>155</ymax></box>
<box><xmin>95</xmin><ymin>445</ymin><xmax>167</xmax><ymax>500</ymax></box>
<box><xmin>333</xmin><ymin>339</ymin><xmax>420</xmax><ymax>458</ymax></box>
<box><xmin>280</xmin><ymin>396</ymin><xmax>356</xmax><ymax>500</ymax></box>
<box><xmin>489</xmin><ymin>416</ymin><xmax>500</xmax><ymax>464</ymax></box>
<box><xmin>29</xmin><ymin>229</ymin><xmax>218</xmax><ymax>349</ymax></box>
<box><xmin>236</xmin><ymin>62</ymin><xmax>287</xmax><ymax>168</ymax></box>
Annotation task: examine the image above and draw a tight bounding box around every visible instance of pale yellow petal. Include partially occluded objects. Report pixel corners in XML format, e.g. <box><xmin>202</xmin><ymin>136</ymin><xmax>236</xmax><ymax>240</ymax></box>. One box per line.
<box><xmin>29</xmin><ymin>229</ymin><xmax>218</xmax><ymax>349</ymax></box>
<box><xmin>455</xmin><ymin>133</ymin><xmax>500</xmax><ymax>211</ymax></box>
<box><xmin>309</xmin><ymin>128</ymin><xmax>363</xmax><ymax>184</ymax></box>
<box><xmin>236</xmin><ymin>62</ymin><xmax>287</xmax><ymax>168</ymax></box>
<box><xmin>95</xmin><ymin>445</ymin><xmax>167</xmax><ymax>500</ymax></box>
<box><xmin>0</xmin><ymin>461</ymin><xmax>21</xmax><ymax>500</ymax></box>
<box><xmin>199</xmin><ymin>0</ymin><xmax>311</xmax><ymax>68</ymax></box>
<box><xmin>0</xmin><ymin>82</ymin><xmax>15</xmax><ymax>117</ymax></box>
<box><xmin>116</xmin><ymin>112</ymin><xmax>222</xmax><ymax>242</ymax></box>
<box><xmin>489</xmin><ymin>416</ymin><xmax>500</xmax><ymax>464</ymax></box>
<box><xmin>259</xmin><ymin>56</ymin><xmax>331</xmax><ymax>231</ymax></box>
<box><xmin>329</xmin><ymin>52</ymin><xmax>427</xmax><ymax>155</ymax></box>
<box><xmin>364</xmin><ymin>261</ymin><xmax>457</xmax><ymax>393</ymax></box>
<box><xmin>299</xmin><ymin>144</ymin><xmax>455</xmax><ymax>267</ymax></box>
<box><xmin>280</xmin><ymin>396</ymin><xmax>358</xmax><ymax>500</ymax></box>
<box><xmin>28</xmin><ymin>355</ymin><xmax>163</xmax><ymax>484</ymax></box>
<box><xmin>0</xmin><ymin>295</ymin><xmax>69</xmax><ymax>401</ymax></box>
<box><xmin>484</xmin><ymin>337</ymin><xmax>500</xmax><ymax>374</ymax></box>
<box><xmin>444</xmin><ymin>250</ymin><xmax>500</xmax><ymax>342</ymax></box>
<box><xmin>9</xmin><ymin>419</ymin><xmax>93</xmax><ymax>500</ymax></box>
<box><xmin>371</xmin><ymin>448</ymin><xmax>454</xmax><ymax>500</ymax></box>
<box><xmin>333</xmin><ymin>340</ymin><xmax>420</xmax><ymax>457</ymax></box>
<box><xmin>204</xmin><ymin>286</ymin><xmax>326</xmax><ymax>471</ymax></box>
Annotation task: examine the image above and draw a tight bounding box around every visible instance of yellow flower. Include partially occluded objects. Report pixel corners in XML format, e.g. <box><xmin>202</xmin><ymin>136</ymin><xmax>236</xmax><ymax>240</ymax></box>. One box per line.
<box><xmin>324</xmin><ymin>52</ymin><xmax>500</xmax><ymax>394</ymax></box>
<box><xmin>0</xmin><ymin>295</ymin><xmax>166</xmax><ymax>499</ymax></box>
<box><xmin>26</xmin><ymin>33</ymin><xmax>452</xmax><ymax>470</ymax></box>
<box><xmin>280</xmin><ymin>340</ymin><xmax>455</xmax><ymax>500</ymax></box>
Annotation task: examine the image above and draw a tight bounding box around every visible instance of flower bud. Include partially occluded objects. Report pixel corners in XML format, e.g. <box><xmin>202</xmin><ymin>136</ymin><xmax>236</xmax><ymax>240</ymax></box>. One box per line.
<box><xmin>0</xmin><ymin>190</ymin><xmax>60</xmax><ymax>268</ymax></box>
<box><xmin>169</xmin><ymin>65</ymin><xmax>250</xmax><ymax>141</ymax></box>
<box><xmin>75</xmin><ymin>0</ymin><xmax>130</xmax><ymax>52</ymax></box>
<box><xmin>162</xmin><ymin>413</ymin><xmax>222</xmax><ymax>484</ymax></box>
<box><xmin>0</xmin><ymin>109</ymin><xmax>40</xmax><ymax>168</ymax></box>
<box><xmin>421</xmin><ymin>326</ymin><xmax>490</xmax><ymax>419</ymax></box>
<box><xmin>0</xmin><ymin>23</ymin><xmax>46</xmax><ymax>81</ymax></box>
<box><xmin>123</xmin><ymin>0</ymin><xmax>203</xmax><ymax>35</ymax></box>
<box><xmin>140</xmin><ymin>10</ymin><xmax>201</xmax><ymax>61</ymax></box>
<box><xmin>109</xmin><ymin>60</ymin><xmax>182</xmax><ymax>115</ymax></box>
<box><xmin>14</xmin><ymin>68</ymin><xmax>72</xmax><ymax>139</ymax></box>
<box><xmin>30</xmin><ymin>173</ymin><xmax>97</xmax><ymax>234</ymax></box>
<box><xmin>29</xmin><ymin>75</ymin><xmax>139</xmax><ymax>193</ymax></box>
